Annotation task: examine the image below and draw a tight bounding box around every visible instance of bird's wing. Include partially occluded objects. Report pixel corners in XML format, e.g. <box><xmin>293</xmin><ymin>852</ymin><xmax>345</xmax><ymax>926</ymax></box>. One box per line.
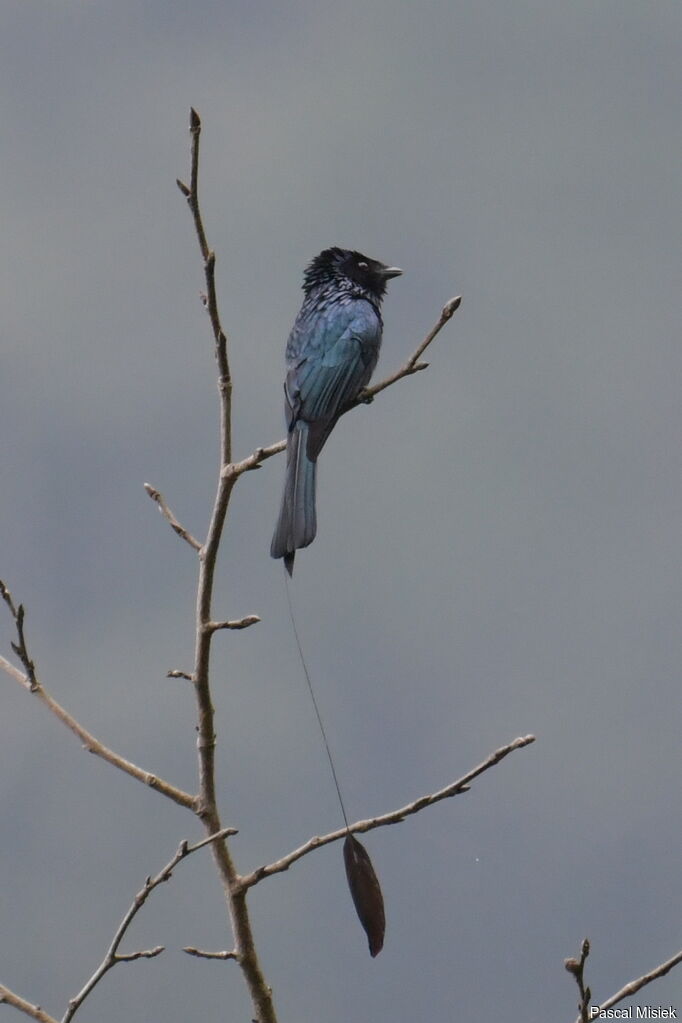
<box><xmin>285</xmin><ymin>301</ymin><xmax>381</xmax><ymax>436</ymax></box>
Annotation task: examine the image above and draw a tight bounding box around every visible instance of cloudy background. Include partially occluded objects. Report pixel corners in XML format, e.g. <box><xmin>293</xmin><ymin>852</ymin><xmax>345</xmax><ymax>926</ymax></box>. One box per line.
<box><xmin>1</xmin><ymin>1</ymin><xmax>680</xmax><ymax>1020</ymax></box>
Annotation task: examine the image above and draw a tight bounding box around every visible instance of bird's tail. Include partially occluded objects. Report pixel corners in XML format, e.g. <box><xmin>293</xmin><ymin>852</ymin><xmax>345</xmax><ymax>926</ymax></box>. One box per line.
<box><xmin>270</xmin><ymin>421</ymin><xmax>317</xmax><ymax>574</ymax></box>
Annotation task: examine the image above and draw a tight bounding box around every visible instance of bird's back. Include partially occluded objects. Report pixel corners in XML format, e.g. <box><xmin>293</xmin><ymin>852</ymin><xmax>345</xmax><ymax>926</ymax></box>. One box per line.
<box><xmin>284</xmin><ymin>289</ymin><xmax>382</xmax><ymax>457</ymax></box>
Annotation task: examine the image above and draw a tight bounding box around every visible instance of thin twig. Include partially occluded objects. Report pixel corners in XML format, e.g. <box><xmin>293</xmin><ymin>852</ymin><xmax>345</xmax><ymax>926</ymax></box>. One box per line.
<box><xmin>0</xmin><ymin>583</ymin><xmax>195</xmax><ymax>811</ymax></box>
<box><xmin>182</xmin><ymin>947</ymin><xmax>239</xmax><ymax>961</ymax></box>
<box><xmin>225</xmin><ymin>440</ymin><xmax>286</xmax><ymax>477</ymax></box>
<box><xmin>357</xmin><ymin>293</ymin><xmax>462</xmax><ymax>403</ymax></box>
<box><xmin>143</xmin><ymin>484</ymin><xmax>202</xmax><ymax>551</ymax></box>
<box><xmin>565</xmin><ymin>938</ymin><xmax>591</xmax><ymax>1023</ymax></box>
<box><xmin>0</xmin><ymin>987</ymin><xmax>59</xmax><ymax>1023</ymax></box>
<box><xmin>62</xmin><ymin>828</ymin><xmax>236</xmax><ymax>1023</ymax></box>
<box><xmin>569</xmin><ymin>941</ymin><xmax>682</xmax><ymax>1023</ymax></box>
<box><xmin>227</xmin><ymin>295</ymin><xmax>462</xmax><ymax>478</ymax></box>
<box><xmin>178</xmin><ymin>107</ymin><xmax>278</xmax><ymax>1023</ymax></box>
<box><xmin>242</xmin><ymin>735</ymin><xmax>535</xmax><ymax>887</ymax></box>
<box><xmin>205</xmin><ymin>615</ymin><xmax>261</xmax><ymax>632</ymax></box>
<box><xmin>1</xmin><ymin>581</ymin><xmax>37</xmax><ymax>688</ymax></box>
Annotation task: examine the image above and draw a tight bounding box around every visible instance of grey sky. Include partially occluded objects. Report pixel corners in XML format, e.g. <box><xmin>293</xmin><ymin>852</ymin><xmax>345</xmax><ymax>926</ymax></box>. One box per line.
<box><xmin>1</xmin><ymin>2</ymin><xmax>680</xmax><ymax>1020</ymax></box>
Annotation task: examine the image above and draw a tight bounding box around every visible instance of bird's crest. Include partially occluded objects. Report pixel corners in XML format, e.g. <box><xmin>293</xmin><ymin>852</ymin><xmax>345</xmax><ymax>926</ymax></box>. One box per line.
<box><xmin>302</xmin><ymin>248</ymin><xmax>402</xmax><ymax>300</ymax></box>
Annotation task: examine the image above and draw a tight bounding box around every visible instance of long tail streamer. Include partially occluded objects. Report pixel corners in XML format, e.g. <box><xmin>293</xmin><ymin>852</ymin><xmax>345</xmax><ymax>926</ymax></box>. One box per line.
<box><xmin>283</xmin><ymin>570</ymin><xmax>350</xmax><ymax>830</ymax></box>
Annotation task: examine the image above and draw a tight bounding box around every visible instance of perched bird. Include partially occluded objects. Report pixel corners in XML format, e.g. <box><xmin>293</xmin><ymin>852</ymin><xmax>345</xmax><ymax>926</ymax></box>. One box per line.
<box><xmin>271</xmin><ymin>247</ymin><xmax>403</xmax><ymax>574</ymax></box>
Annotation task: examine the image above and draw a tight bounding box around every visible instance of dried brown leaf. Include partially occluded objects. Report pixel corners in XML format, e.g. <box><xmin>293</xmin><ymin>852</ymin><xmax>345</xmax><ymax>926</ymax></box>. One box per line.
<box><xmin>343</xmin><ymin>834</ymin><xmax>385</xmax><ymax>957</ymax></box>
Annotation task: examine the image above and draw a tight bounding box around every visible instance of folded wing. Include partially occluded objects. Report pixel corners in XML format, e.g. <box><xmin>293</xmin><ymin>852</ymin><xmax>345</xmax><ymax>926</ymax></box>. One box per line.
<box><xmin>285</xmin><ymin>301</ymin><xmax>382</xmax><ymax>460</ymax></box>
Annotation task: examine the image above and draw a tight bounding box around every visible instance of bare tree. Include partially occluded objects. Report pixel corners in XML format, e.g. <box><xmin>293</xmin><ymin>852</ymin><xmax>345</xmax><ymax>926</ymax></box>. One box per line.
<box><xmin>0</xmin><ymin>112</ymin><xmax>677</xmax><ymax>1023</ymax></box>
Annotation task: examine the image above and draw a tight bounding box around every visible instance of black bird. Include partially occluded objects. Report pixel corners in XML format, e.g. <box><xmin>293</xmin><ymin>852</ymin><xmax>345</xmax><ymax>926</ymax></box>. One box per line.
<box><xmin>271</xmin><ymin>247</ymin><xmax>403</xmax><ymax>574</ymax></box>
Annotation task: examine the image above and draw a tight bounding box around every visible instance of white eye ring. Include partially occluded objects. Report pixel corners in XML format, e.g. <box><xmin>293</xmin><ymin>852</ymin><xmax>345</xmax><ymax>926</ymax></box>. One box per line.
<box><xmin>357</xmin><ymin>261</ymin><xmax>369</xmax><ymax>270</ymax></box>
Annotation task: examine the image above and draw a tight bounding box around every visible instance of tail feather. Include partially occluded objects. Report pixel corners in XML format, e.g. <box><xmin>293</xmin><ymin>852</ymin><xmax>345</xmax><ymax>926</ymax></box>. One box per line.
<box><xmin>271</xmin><ymin>422</ymin><xmax>317</xmax><ymax>572</ymax></box>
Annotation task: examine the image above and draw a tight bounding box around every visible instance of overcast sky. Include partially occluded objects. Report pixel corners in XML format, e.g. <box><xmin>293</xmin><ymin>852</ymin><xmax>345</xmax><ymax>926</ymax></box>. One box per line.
<box><xmin>1</xmin><ymin>2</ymin><xmax>680</xmax><ymax>1021</ymax></box>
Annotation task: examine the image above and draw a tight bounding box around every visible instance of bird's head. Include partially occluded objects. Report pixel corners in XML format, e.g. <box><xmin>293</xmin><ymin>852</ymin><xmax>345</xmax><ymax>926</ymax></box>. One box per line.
<box><xmin>303</xmin><ymin>247</ymin><xmax>403</xmax><ymax>301</ymax></box>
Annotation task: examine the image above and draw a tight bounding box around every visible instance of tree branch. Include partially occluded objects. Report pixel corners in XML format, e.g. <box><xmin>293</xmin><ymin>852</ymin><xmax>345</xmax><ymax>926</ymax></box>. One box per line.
<box><xmin>0</xmin><ymin>581</ymin><xmax>195</xmax><ymax>811</ymax></box>
<box><xmin>565</xmin><ymin>938</ymin><xmax>592</xmax><ymax>1023</ymax></box>
<box><xmin>567</xmin><ymin>939</ymin><xmax>682</xmax><ymax>1023</ymax></box>
<box><xmin>143</xmin><ymin>483</ymin><xmax>202</xmax><ymax>551</ymax></box>
<box><xmin>225</xmin><ymin>440</ymin><xmax>286</xmax><ymax>476</ymax></box>
<box><xmin>356</xmin><ymin>293</ymin><xmax>461</xmax><ymax>404</ymax></box>
<box><xmin>0</xmin><ymin>987</ymin><xmax>59</xmax><ymax>1023</ymax></box>
<box><xmin>227</xmin><ymin>294</ymin><xmax>462</xmax><ymax>478</ymax></box>
<box><xmin>178</xmin><ymin>107</ymin><xmax>278</xmax><ymax>1023</ymax></box>
<box><xmin>62</xmin><ymin>828</ymin><xmax>235</xmax><ymax>1023</ymax></box>
<box><xmin>182</xmin><ymin>947</ymin><xmax>239</xmax><ymax>961</ymax></box>
<box><xmin>242</xmin><ymin>734</ymin><xmax>535</xmax><ymax>887</ymax></box>
<box><xmin>0</xmin><ymin>581</ymin><xmax>37</xmax><ymax>688</ymax></box>
<box><xmin>205</xmin><ymin>615</ymin><xmax>261</xmax><ymax>632</ymax></box>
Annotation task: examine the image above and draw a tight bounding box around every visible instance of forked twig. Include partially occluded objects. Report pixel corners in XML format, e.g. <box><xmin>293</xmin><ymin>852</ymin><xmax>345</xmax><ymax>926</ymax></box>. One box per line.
<box><xmin>567</xmin><ymin>939</ymin><xmax>682</xmax><ymax>1023</ymax></box>
<box><xmin>62</xmin><ymin>828</ymin><xmax>236</xmax><ymax>1023</ymax></box>
<box><xmin>0</xmin><ymin>581</ymin><xmax>195</xmax><ymax>811</ymax></box>
<box><xmin>0</xmin><ymin>832</ymin><xmax>235</xmax><ymax>1023</ymax></box>
<box><xmin>565</xmin><ymin>938</ymin><xmax>592</xmax><ymax>1023</ymax></box>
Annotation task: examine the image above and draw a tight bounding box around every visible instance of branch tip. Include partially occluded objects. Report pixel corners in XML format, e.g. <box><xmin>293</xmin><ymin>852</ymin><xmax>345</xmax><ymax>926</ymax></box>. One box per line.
<box><xmin>514</xmin><ymin>734</ymin><xmax>536</xmax><ymax>748</ymax></box>
<box><xmin>183</xmin><ymin>946</ymin><xmax>240</xmax><ymax>961</ymax></box>
<box><xmin>443</xmin><ymin>295</ymin><xmax>462</xmax><ymax>318</ymax></box>
<box><xmin>144</xmin><ymin>483</ymin><xmax>202</xmax><ymax>551</ymax></box>
<box><xmin>207</xmin><ymin>614</ymin><xmax>261</xmax><ymax>632</ymax></box>
<box><xmin>116</xmin><ymin>945</ymin><xmax>165</xmax><ymax>962</ymax></box>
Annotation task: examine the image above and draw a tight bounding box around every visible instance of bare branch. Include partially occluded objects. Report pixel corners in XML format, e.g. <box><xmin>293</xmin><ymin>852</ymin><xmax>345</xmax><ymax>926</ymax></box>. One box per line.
<box><xmin>179</xmin><ymin>108</ymin><xmax>278</xmax><ymax>1023</ymax></box>
<box><xmin>182</xmin><ymin>947</ymin><xmax>239</xmax><ymax>962</ymax></box>
<box><xmin>144</xmin><ymin>483</ymin><xmax>202</xmax><ymax>551</ymax></box>
<box><xmin>569</xmin><ymin>940</ymin><xmax>682</xmax><ymax>1023</ymax></box>
<box><xmin>565</xmin><ymin>938</ymin><xmax>591</xmax><ymax>1023</ymax></box>
<box><xmin>0</xmin><ymin>580</ymin><xmax>195</xmax><ymax>812</ymax></box>
<box><xmin>182</xmin><ymin>108</ymin><xmax>231</xmax><ymax>398</ymax></box>
<box><xmin>357</xmin><ymin>293</ymin><xmax>462</xmax><ymax>404</ymax></box>
<box><xmin>167</xmin><ymin>668</ymin><xmax>194</xmax><ymax>680</ymax></box>
<box><xmin>227</xmin><ymin>295</ymin><xmax>462</xmax><ymax>478</ymax></box>
<box><xmin>0</xmin><ymin>986</ymin><xmax>59</xmax><ymax>1023</ymax></box>
<box><xmin>226</xmin><ymin>440</ymin><xmax>287</xmax><ymax>477</ymax></box>
<box><xmin>62</xmin><ymin>828</ymin><xmax>236</xmax><ymax>1023</ymax></box>
<box><xmin>1</xmin><ymin>581</ymin><xmax>37</xmax><ymax>688</ymax></box>
<box><xmin>205</xmin><ymin>615</ymin><xmax>261</xmax><ymax>632</ymax></box>
<box><xmin>113</xmin><ymin>947</ymin><xmax>164</xmax><ymax>963</ymax></box>
<box><xmin>243</xmin><ymin>734</ymin><xmax>535</xmax><ymax>886</ymax></box>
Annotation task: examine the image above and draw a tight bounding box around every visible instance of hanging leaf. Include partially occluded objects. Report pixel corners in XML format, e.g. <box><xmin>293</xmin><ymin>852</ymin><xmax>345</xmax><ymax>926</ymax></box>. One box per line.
<box><xmin>343</xmin><ymin>833</ymin><xmax>385</xmax><ymax>957</ymax></box>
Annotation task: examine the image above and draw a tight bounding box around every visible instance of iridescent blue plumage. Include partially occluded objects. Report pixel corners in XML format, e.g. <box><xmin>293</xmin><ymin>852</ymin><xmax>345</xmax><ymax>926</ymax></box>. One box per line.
<box><xmin>271</xmin><ymin>248</ymin><xmax>402</xmax><ymax>573</ymax></box>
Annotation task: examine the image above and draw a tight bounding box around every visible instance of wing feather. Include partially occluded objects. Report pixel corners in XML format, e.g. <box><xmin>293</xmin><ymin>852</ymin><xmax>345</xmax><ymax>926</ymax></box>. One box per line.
<box><xmin>284</xmin><ymin>301</ymin><xmax>381</xmax><ymax>459</ymax></box>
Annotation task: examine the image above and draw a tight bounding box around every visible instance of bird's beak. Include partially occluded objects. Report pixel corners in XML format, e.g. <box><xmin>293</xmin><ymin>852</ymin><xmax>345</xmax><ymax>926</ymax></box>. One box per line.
<box><xmin>381</xmin><ymin>266</ymin><xmax>403</xmax><ymax>279</ymax></box>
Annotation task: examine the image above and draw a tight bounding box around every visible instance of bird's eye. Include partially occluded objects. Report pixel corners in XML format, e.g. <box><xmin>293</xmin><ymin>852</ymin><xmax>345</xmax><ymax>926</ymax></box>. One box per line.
<box><xmin>357</xmin><ymin>261</ymin><xmax>369</xmax><ymax>270</ymax></box>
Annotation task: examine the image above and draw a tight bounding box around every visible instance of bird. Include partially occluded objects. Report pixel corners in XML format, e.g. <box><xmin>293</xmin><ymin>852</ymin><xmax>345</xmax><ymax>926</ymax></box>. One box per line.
<box><xmin>271</xmin><ymin>247</ymin><xmax>403</xmax><ymax>575</ymax></box>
